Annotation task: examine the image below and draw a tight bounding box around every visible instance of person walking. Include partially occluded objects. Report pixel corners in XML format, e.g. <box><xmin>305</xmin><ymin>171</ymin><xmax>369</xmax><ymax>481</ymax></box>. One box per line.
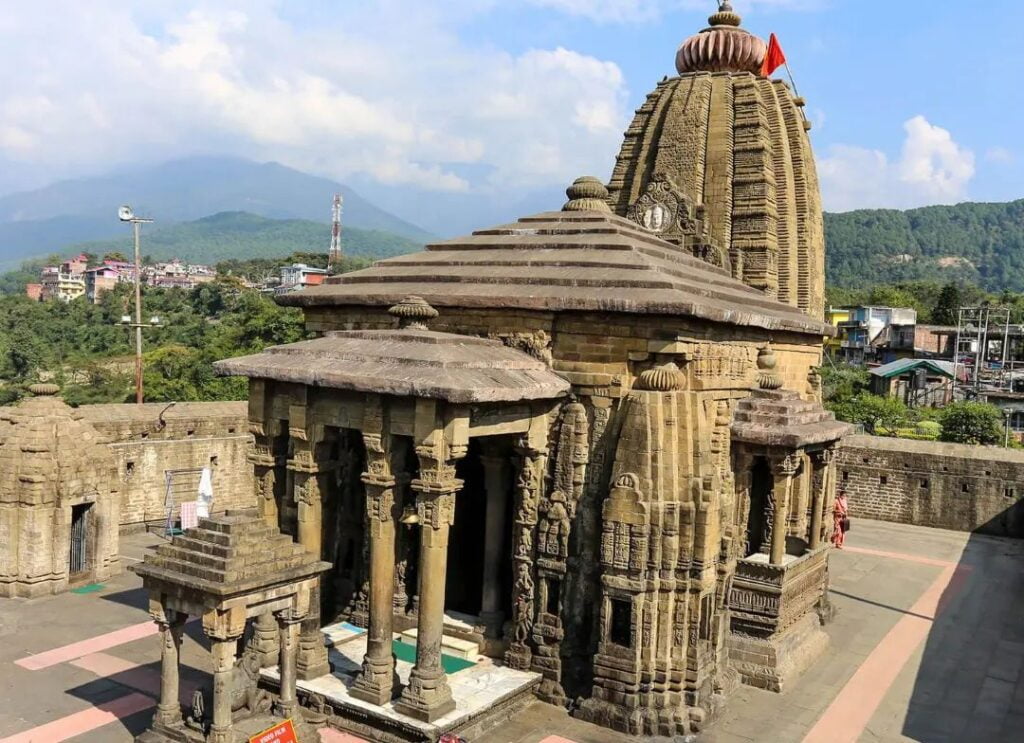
<box><xmin>832</xmin><ymin>488</ymin><xmax>850</xmax><ymax>549</ymax></box>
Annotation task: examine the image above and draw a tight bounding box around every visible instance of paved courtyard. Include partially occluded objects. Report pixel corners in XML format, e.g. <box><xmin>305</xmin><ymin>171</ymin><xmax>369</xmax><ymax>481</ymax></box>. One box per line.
<box><xmin>0</xmin><ymin>519</ymin><xmax>1021</xmax><ymax>742</ymax></box>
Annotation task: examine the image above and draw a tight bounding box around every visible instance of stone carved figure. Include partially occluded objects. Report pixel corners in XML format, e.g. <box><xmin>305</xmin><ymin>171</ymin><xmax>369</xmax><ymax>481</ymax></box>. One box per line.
<box><xmin>539</xmin><ymin>491</ymin><xmax>571</xmax><ymax>558</ymax></box>
<box><xmin>512</xmin><ymin>562</ymin><xmax>536</xmax><ymax>644</ymax></box>
<box><xmin>187</xmin><ymin>647</ymin><xmax>270</xmax><ymax>728</ymax></box>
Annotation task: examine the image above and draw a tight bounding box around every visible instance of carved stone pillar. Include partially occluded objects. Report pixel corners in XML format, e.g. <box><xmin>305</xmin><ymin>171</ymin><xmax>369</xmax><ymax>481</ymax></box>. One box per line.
<box><xmin>810</xmin><ymin>448</ymin><xmax>835</xmax><ymax>549</ymax></box>
<box><xmin>770</xmin><ymin>454</ymin><xmax>800</xmax><ymax>565</ymax></box>
<box><xmin>394</xmin><ymin>460</ymin><xmax>462</xmax><ymax>722</ymax></box>
<box><xmin>505</xmin><ymin>445</ymin><xmax>543</xmax><ymax>671</ymax></box>
<box><xmin>351</xmin><ymin>432</ymin><xmax>400</xmax><ymax>706</ymax></box>
<box><xmin>209</xmin><ymin>638</ymin><xmax>236</xmax><ymax>743</ymax></box>
<box><xmin>252</xmin><ymin>612</ymin><xmax>279</xmax><ymax>668</ymax></box>
<box><xmin>479</xmin><ymin>453</ymin><xmax>510</xmax><ymax>637</ymax></box>
<box><xmin>275</xmin><ymin>609</ymin><xmax>301</xmax><ymax>720</ymax></box>
<box><xmin>154</xmin><ymin>607</ymin><xmax>186</xmax><ymax>726</ymax></box>
<box><xmin>289</xmin><ymin>439</ymin><xmax>333</xmax><ymax>680</ymax></box>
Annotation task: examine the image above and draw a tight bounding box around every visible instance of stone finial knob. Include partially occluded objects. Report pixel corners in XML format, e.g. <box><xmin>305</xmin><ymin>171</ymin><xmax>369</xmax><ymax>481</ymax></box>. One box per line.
<box><xmin>563</xmin><ymin>176</ymin><xmax>611</xmax><ymax>213</ymax></box>
<box><xmin>28</xmin><ymin>383</ymin><xmax>60</xmax><ymax>396</ymax></box>
<box><xmin>710</xmin><ymin>1</ymin><xmax>741</xmax><ymax>27</ymax></box>
<box><xmin>388</xmin><ymin>296</ymin><xmax>439</xmax><ymax>330</ymax></box>
<box><xmin>756</xmin><ymin>345</ymin><xmax>782</xmax><ymax>390</ymax></box>
<box><xmin>636</xmin><ymin>362</ymin><xmax>682</xmax><ymax>392</ymax></box>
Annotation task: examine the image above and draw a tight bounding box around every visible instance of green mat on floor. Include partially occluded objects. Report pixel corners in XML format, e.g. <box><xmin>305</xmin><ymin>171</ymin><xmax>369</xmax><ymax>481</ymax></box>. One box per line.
<box><xmin>391</xmin><ymin>639</ymin><xmax>476</xmax><ymax>674</ymax></box>
<box><xmin>71</xmin><ymin>583</ymin><xmax>105</xmax><ymax>594</ymax></box>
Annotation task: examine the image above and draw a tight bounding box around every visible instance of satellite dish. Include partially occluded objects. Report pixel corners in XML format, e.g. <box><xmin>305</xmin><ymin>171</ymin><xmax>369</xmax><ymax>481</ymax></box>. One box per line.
<box><xmin>118</xmin><ymin>205</ymin><xmax>134</xmax><ymax>222</ymax></box>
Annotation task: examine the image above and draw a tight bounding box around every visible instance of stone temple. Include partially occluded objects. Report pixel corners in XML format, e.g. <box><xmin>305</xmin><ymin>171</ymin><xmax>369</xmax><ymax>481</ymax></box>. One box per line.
<box><xmin>131</xmin><ymin>3</ymin><xmax>851</xmax><ymax>740</ymax></box>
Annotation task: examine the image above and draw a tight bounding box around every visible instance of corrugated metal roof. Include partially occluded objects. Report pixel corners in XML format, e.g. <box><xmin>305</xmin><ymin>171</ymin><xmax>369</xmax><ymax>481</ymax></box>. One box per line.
<box><xmin>870</xmin><ymin>358</ymin><xmax>956</xmax><ymax>380</ymax></box>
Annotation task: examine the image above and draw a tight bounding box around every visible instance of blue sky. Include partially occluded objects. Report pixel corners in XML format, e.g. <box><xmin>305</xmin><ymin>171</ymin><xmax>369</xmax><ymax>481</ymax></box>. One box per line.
<box><xmin>0</xmin><ymin>0</ymin><xmax>1020</xmax><ymax>227</ymax></box>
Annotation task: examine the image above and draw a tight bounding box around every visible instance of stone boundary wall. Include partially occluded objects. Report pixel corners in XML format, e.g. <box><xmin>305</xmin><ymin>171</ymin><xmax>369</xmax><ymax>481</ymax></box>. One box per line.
<box><xmin>837</xmin><ymin>435</ymin><xmax>1024</xmax><ymax>537</ymax></box>
<box><xmin>78</xmin><ymin>402</ymin><xmax>254</xmax><ymax>527</ymax></box>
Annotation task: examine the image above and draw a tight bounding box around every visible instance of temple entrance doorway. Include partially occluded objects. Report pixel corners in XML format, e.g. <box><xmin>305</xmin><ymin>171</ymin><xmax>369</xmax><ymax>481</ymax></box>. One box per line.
<box><xmin>441</xmin><ymin>435</ymin><xmax>515</xmax><ymax>621</ymax></box>
<box><xmin>69</xmin><ymin>502</ymin><xmax>92</xmax><ymax>579</ymax></box>
<box><xmin>747</xmin><ymin>457</ymin><xmax>772</xmax><ymax>555</ymax></box>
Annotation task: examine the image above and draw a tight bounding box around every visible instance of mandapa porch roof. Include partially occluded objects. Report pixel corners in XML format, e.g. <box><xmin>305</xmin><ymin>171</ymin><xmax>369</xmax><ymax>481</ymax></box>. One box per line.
<box><xmin>214</xmin><ymin>328</ymin><xmax>571</xmax><ymax>404</ymax></box>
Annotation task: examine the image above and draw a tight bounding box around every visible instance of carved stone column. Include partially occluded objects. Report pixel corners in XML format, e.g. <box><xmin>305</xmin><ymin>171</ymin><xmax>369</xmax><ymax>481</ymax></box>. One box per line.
<box><xmin>252</xmin><ymin>612</ymin><xmax>279</xmax><ymax>668</ymax></box>
<box><xmin>209</xmin><ymin>638</ymin><xmax>237</xmax><ymax>743</ymax></box>
<box><xmin>275</xmin><ymin>609</ymin><xmax>301</xmax><ymax>720</ymax></box>
<box><xmin>289</xmin><ymin>438</ymin><xmax>333</xmax><ymax>680</ymax></box>
<box><xmin>770</xmin><ymin>454</ymin><xmax>800</xmax><ymax>565</ymax></box>
<box><xmin>505</xmin><ymin>445</ymin><xmax>543</xmax><ymax>671</ymax></box>
<box><xmin>809</xmin><ymin>449</ymin><xmax>834</xmax><ymax>549</ymax></box>
<box><xmin>154</xmin><ymin>607</ymin><xmax>186</xmax><ymax>726</ymax></box>
<box><xmin>351</xmin><ymin>432</ymin><xmax>401</xmax><ymax>706</ymax></box>
<box><xmin>479</xmin><ymin>452</ymin><xmax>510</xmax><ymax>637</ymax></box>
<box><xmin>394</xmin><ymin>459</ymin><xmax>462</xmax><ymax>722</ymax></box>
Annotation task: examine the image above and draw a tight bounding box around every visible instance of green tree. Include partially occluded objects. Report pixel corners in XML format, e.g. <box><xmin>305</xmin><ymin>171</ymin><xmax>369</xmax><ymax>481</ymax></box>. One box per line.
<box><xmin>933</xmin><ymin>283</ymin><xmax>962</xmax><ymax>326</ymax></box>
<box><xmin>939</xmin><ymin>401</ymin><xmax>1004</xmax><ymax>445</ymax></box>
<box><xmin>830</xmin><ymin>394</ymin><xmax>908</xmax><ymax>435</ymax></box>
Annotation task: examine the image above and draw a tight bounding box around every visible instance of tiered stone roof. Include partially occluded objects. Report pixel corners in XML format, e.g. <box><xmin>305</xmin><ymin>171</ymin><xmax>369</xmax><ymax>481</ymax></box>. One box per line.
<box><xmin>215</xmin><ymin>328</ymin><xmax>571</xmax><ymax>404</ymax></box>
<box><xmin>133</xmin><ymin>509</ymin><xmax>328</xmax><ymax>597</ymax></box>
<box><xmin>278</xmin><ymin>210</ymin><xmax>831</xmax><ymax>337</ymax></box>
<box><xmin>731</xmin><ymin>389</ymin><xmax>852</xmax><ymax>449</ymax></box>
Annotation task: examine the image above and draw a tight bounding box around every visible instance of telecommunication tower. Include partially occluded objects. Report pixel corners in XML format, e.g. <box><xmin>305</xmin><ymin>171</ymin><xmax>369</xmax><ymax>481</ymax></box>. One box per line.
<box><xmin>327</xmin><ymin>193</ymin><xmax>343</xmax><ymax>274</ymax></box>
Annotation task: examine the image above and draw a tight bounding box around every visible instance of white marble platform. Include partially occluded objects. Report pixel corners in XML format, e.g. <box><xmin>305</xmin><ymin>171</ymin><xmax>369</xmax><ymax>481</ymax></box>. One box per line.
<box><xmin>261</xmin><ymin>621</ymin><xmax>540</xmax><ymax>737</ymax></box>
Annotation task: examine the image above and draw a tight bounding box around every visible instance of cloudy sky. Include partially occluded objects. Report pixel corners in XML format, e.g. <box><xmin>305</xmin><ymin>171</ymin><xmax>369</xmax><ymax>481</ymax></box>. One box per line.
<box><xmin>1</xmin><ymin>0</ymin><xmax>1021</xmax><ymax>218</ymax></box>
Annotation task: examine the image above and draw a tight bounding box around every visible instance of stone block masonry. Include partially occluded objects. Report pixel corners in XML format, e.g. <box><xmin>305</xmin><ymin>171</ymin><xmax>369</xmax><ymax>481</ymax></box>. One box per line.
<box><xmin>837</xmin><ymin>435</ymin><xmax>1024</xmax><ymax>537</ymax></box>
<box><xmin>78</xmin><ymin>402</ymin><xmax>254</xmax><ymax>527</ymax></box>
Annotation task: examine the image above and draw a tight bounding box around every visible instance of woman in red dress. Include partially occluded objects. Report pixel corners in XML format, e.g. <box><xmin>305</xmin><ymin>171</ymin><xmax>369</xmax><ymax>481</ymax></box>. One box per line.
<box><xmin>832</xmin><ymin>489</ymin><xmax>849</xmax><ymax>549</ymax></box>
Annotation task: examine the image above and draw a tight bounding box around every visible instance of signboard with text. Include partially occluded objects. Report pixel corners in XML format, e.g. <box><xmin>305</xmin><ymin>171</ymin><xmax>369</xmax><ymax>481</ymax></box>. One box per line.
<box><xmin>249</xmin><ymin>719</ymin><xmax>297</xmax><ymax>743</ymax></box>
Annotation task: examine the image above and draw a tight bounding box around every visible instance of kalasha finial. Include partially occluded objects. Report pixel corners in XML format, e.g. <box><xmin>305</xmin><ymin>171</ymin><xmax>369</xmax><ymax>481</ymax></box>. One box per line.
<box><xmin>636</xmin><ymin>362</ymin><xmax>682</xmax><ymax>392</ymax></box>
<box><xmin>710</xmin><ymin>0</ymin><xmax>741</xmax><ymax>27</ymax></box>
<box><xmin>563</xmin><ymin>176</ymin><xmax>611</xmax><ymax>213</ymax></box>
<box><xmin>756</xmin><ymin>345</ymin><xmax>783</xmax><ymax>390</ymax></box>
<box><xmin>388</xmin><ymin>296</ymin><xmax>438</xmax><ymax>330</ymax></box>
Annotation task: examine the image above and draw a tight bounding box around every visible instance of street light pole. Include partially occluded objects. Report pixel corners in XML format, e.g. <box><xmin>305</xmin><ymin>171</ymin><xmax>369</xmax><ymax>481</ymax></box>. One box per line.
<box><xmin>119</xmin><ymin>205</ymin><xmax>154</xmax><ymax>405</ymax></box>
<box><xmin>133</xmin><ymin>220</ymin><xmax>143</xmax><ymax>404</ymax></box>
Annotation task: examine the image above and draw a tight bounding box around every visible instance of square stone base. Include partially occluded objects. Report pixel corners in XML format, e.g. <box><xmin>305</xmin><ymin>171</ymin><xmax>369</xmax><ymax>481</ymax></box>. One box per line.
<box><xmin>728</xmin><ymin>612</ymin><xmax>828</xmax><ymax>692</ymax></box>
<box><xmin>136</xmin><ymin>715</ymin><xmax>319</xmax><ymax>743</ymax></box>
<box><xmin>261</xmin><ymin>623</ymin><xmax>541</xmax><ymax>742</ymax></box>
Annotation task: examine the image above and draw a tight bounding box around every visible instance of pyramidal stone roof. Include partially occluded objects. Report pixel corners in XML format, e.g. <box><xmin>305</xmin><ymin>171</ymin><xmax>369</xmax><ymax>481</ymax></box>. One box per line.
<box><xmin>215</xmin><ymin>327</ymin><xmax>571</xmax><ymax>403</ymax></box>
<box><xmin>132</xmin><ymin>509</ymin><xmax>328</xmax><ymax>598</ymax></box>
<box><xmin>731</xmin><ymin>389</ymin><xmax>852</xmax><ymax>449</ymax></box>
<box><xmin>278</xmin><ymin>210</ymin><xmax>832</xmax><ymax>337</ymax></box>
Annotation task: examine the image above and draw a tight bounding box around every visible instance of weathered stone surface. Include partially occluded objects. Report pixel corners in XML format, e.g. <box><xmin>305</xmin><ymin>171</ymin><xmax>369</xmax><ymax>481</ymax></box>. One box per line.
<box><xmin>838</xmin><ymin>435</ymin><xmax>1024</xmax><ymax>537</ymax></box>
<box><xmin>215</xmin><ymin>328</ymin><xmax>571</xmax><ymax>404</ymax></box>
<box><xmin>731</xmin><ymin>389</ymin><xmax>853</xmax><ymax>448</ymax></box>
<box><xmin>0</xmin><ymin>385</ymin><xmax>120</xmax><ymax>597</ymax></box>
<box><xmin>277</xmin><ymin>211</ymin><xmax>832</xmax><ymax>337</ymax></box>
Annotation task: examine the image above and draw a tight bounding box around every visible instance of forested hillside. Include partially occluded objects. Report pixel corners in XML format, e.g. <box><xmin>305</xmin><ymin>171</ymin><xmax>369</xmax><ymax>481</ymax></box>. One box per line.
<box><xmin>825</xmin><ymin>200</ymin><xmax>1024</xmax><ymax>290</ymax></box>
<box><xmin>68</xmin><ymin>211</ymin><xmax>422</xmax><ymax>265</ymax></box>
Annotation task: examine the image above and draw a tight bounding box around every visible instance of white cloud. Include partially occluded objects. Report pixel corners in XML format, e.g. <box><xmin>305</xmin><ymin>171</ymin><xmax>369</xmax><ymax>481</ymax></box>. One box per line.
<box><xmin>819</xmin><ymin>116</ymin><xmax>975</xmax><ymax>211</ymax></box>
<box><xmin>986</xmin><ymin>146</ymin><xmax>1015</xmax><ymax>165</ymax></box>
<box><xmin>0</xmin><ymin>1</ymin><xmax>629</xmax><ymax>195</ymax></box>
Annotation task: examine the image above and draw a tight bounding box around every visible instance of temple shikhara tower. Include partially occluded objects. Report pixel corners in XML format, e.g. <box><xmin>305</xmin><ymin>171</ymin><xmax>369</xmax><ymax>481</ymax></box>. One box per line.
<box><xmin>132</xmin><ymin>3</ymin><xmax>850</xmax><ymax>740</ymax></box>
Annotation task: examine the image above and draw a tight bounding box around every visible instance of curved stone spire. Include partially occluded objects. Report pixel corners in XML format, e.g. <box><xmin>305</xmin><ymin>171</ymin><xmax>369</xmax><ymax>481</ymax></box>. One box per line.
<box><xmin>676</xmin><ymin>1</ymin><xmax>768</xmax><ymax>75</ymax></box>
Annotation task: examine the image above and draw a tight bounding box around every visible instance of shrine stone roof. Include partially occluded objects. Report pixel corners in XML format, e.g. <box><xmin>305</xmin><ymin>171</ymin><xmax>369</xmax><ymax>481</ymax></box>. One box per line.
<box><xmin>214</xmin><ymin>328</ymin><xmax>571</xmax><ymax>404</ymax></box>
<box><xmin>132</xmin><ymin>509</ymin><xmax>329</xmax><ymax>599</ymax></box>
<box><xmin>278</xmin><ymin>210</ymin><xmax>832</xmax><ymax>337</ymax></box>
<box><xmin>0</xmin><ymin>384</ymin><xmax>116</xmax><ymax>507</ymax></box>
<box><xmin>731</xmin><ymin>389</ymin><xmax>853</xmax><ymax>449</ymax></box>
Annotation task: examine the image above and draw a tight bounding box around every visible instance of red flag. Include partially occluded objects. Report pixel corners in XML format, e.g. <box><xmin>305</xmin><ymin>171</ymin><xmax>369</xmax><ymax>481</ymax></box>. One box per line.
<box><xmin>760</xmin><ymin>33</ymin><xmax>787</xmax><ymax>77</ymax></box>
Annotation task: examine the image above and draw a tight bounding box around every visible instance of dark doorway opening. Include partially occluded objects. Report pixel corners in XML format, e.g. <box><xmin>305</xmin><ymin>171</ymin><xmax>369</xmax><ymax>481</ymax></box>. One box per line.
<box><xmin>747</xmin><ymin>457</ymin><xmax>772</xmax><ymax>555</ymax></box>
<box><xmin>445</xmin><ymin>439</ymin><xmax>487</xmax><ymax>615</ymax></box>
<box><xmin>69</xmin><ymin>503</ymin><xmax>92</xmax><ymax>577</ymax></box>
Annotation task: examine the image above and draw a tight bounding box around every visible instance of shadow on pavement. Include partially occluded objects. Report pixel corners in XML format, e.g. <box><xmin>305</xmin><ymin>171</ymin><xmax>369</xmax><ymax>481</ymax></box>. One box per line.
<box><xmin>902</xmin><ymin>508</ymin><xmax>1024</xmax><ymax>742</ymax></box>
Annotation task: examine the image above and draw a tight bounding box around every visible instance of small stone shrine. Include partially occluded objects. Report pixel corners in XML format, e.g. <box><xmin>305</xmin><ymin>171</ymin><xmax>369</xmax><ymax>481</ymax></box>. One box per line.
<box><xmin>0</xmin><ymin>383</ymin><xmax>120</xmax><ymax>597</ymax></box>
<box><xmin>208</xmin><ymin>2</ymin><xmax>851</xmax><ymax>738</ymax></box>
<box><xmin>132</xmin><ymin>509</ymin><xmax>330</xmax><ymax>743</ymax></box>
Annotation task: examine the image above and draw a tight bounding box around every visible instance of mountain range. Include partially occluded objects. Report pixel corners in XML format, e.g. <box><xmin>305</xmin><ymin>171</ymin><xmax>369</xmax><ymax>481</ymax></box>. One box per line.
<box><xmin>67</xmin><ymin>211</ymin><xmax>422</xmax><ymax>266</ymax></box>
<box><xmin>0</xmin><ymin>156</ymin><xmax>433</xmax><ymax>269</ymax></box>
